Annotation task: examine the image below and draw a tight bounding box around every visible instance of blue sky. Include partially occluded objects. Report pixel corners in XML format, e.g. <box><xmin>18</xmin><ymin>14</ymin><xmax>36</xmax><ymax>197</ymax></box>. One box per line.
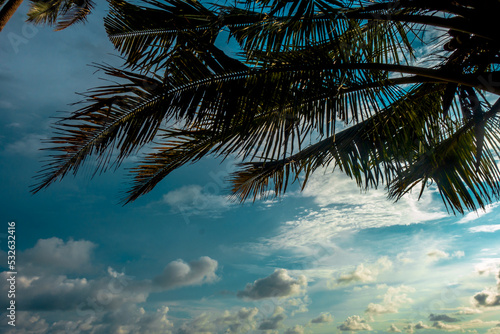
<box><xmin>1</xmin><ymin>2</ymin><xmax>500</xmax><ymax>334</ymax></box>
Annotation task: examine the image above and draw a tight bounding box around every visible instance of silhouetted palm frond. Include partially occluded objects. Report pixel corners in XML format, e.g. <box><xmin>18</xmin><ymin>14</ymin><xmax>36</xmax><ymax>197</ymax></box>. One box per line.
<box><xmin>34</xmin><ymin>0</ymin><xmax>500</xmax><ymax>213</ymax></box>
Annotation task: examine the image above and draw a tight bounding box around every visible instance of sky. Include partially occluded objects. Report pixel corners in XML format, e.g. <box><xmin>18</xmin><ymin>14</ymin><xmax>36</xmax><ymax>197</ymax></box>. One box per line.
<box><xmin>1</xmin><ymin>2</ymin><xmax>500</xmax><ymax>334</ymax></box>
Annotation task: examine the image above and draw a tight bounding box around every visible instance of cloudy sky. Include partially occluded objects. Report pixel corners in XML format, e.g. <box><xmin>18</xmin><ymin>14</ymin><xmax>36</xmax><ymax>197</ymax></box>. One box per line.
<box><xmin>1</xmin><ymin>2</ymin><xmax>500</xmax><ymax>334</ymax></box>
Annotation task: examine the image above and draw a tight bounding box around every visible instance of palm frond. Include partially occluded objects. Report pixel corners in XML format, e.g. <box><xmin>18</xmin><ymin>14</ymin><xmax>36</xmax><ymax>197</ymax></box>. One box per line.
<box><xmin>27</xmin><ymin>0</ymin><xmax>94</xmax><ymax>30</ymax></box>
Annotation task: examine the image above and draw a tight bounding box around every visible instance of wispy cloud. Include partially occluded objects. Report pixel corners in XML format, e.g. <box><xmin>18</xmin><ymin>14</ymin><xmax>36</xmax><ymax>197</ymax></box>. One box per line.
<box><xmin>469</xmin><ymin>225</ymin><xmax>500</xmax><ymax>233</ymax></box>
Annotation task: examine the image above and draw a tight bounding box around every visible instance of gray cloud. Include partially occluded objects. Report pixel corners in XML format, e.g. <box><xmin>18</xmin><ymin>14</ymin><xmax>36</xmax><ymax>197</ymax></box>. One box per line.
<box><xmin>237</xmin><ymin>269</ymin><xmax>307</xmax><ymax>300</ymax></box>
<box><xmin>388</xmin><ymin>324</ymin><xmax>402</xmax><ymax>332</ymax></box>
<box><xmin>310</xmin><ymin>312</ymin><xmax>334</xmax><ymax>324</ymax></box>
<box><xmin>21</xmin><ymin>237</ymin><xmax>96</xmax><ymax>274</ymax></box>
<box><xmin>258</xmin><ymin>307</ymin><xmax>286</xmax><ymax>330</ymax></box>
<box><xmin>153</xmin><ymin>256</ymin><xmax>218</xmax><ymax>290</ymax></box>
<box><xmin>473</xmin><ymin>270</ymin><xmax>500</xmax><ymax>307</ymax></box>
<box><xmin>338</xmin><ymin>315</ymin><xmax>372</xmax><ymax>331</ymax></box>
<box><xmin>429</xmin><ymin>313</ymin><xmax>460</xmax><ymax>323</ymax></box>
<box><xmin>0</xmin><ymin>268</ymin><xmax>147</xmax><ymax>312</ymax></box>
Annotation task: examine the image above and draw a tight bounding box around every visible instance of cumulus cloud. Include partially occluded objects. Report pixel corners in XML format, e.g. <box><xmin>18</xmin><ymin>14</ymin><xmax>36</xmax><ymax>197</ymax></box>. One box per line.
<box><xmin>6</xmin><ymin>305</ymin><xmax>173</xmax><ymax>334</ymax></box>
<box><xmin>0</xmin><ymin>268</ymin><xmax>147</xmax><ymax>312</ymax></box>
<box><xmin>237</xmin><ymin>269</ymin><xmax>307</xmax><ymax>300</ymax></box>
<box><xmin>389</xmin><ymin>324</ymin><xmax>402</xmax><ymax>332</ymax></box>
<box><xmin>284</xmin><ymin>325</ymin><xmax>305</xmax><ymax>334</ymax></box>
<box><xmin>258</xmin><ymin>307</ymin><xmax>286</xmax><ymax>331</ymax></box>
<box><xmin>473</xmin><ymin>270</ymin><xmax>500</xmax><ymax>307</ymax></box>
<box><xmin>414</xmin><ymin>321</ymin><xmax>431</xmax><ymax>329</ymax></box>
<box><xmin>21</xmin><ymin>237</ymin><xmax>96</xmax><ymax>274</ymax></box>
<box><xmin>338</xmin><ymin>315</ymin><xmax>372</xmax><ymax>331</ymax></box>
<box><xmin>429</xmin><ymin>313</ymin><xmax>460</xmax><ymax>323</ymax></box>
<box><xmin>365</xmin><ymin>285</ymin><xmax>415</xmax><ymax>317</ymax></box>
<box><xmin>310</xmin><ymin>312</ymin><xmax>334</xmax><ymax>324</ymax></box>
<box><xmin>333</xmin><ymin>257</ymin><xmax>392</xmax><ymax>287</ymax></box>
<box><xmin>432</xmin><ymin>321</ymin><xmax>462</xmax><ymax>331</ymax></box>
<box><xmin>214</xmin><ymin>307</ymin><xmax>259</xmax><ymax>333</ymax></box>
<box><xmin>152</xmin><ymin>256</ymin><xmax>218</xmax><ymax>290</ymax></box>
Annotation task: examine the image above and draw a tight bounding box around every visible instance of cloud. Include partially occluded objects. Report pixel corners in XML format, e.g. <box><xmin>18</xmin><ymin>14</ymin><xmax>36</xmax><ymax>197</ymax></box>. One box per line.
<box><xmin>432</xmin><ymin>321</ymin><xmax>462</xmax><ymax>331</ymax></box>
<box><xmin>0</xmin><ymin>268</ymin><xmax>147</xmax><ymax>311</ymax></box>
<box><xmin>365</xmin><ymin>285</ymin><xmax>415</xmax><ymax>317</ymax></box>
<box><xmin>454</xmin><ymin>307</ymin><xmax>482</xmax><ymax>315</ymax></box>
<box><xmin>426</xmin><ymin>249</ymin><xmax>464</xmax><ymax>262</ymax></box>
<box><xmin>389</xmin><ymin>324</ymin><xmax>402</xmax><ymax>332</ymax></box>
<box><xmin>177</xmin><ymin>307</ymin><xmax>260</xmax><ymax>333</ymax></box>
<box><xmin>338</xmin><ymin>315</ymin><xmax>372</xmax><ymax>331</ymax></box>
<box><xmin>473</xmin><ymin>270</ymin><xmax>500</xmax><ymax>307</ymax></box>
<box><xmin>258</xmin><ymin>307</ymin><xmax>286</xmax><ymax>331</ymax></box>
<box><xmin>284</xmin><ymin>325</ymin><xmax>305</xmax><ymax>334</ymax></box>
<box><xmin>21</xmin><ymin>237</ymin><xmax>96</xmax><ymax>274</ymax></box>
<box><xmin>162</xmin><ymin>185</ymin><xmax>232</xmax><ymax>215</ymax></box>
<box><xmin>214</xmin><ymin>307</ymin><xmax>259</xmax><ymax>333</ymax></box>
<box><xmin>427</xmin><ymin>249</ymin><xmax>449</xmax><ymax>260</ymax></box>
<box><xmin>152</xmin><ymin>256</ymin><xmax>218</xmax><ymax>290</ymax></box>
<box><xmin>469</xmin><ymin>225</ymin><xmax>500</xmax><ymax>233</ymax></box>
<box><xmin>473</xmin><ymin>289</ymin><xmax>500</xmax><ymax>307</ymax></box>
<box><xmin>414</xmin><ymin>321</ymin><xmax>431</xmax><ymax>329</ymax></box>
<box><xmin>251</xmin><ymin>169</ymin><xmax>446</xmax><ymax>254</ymax></box>
<box><xmin>4</xmin><ymin>133</ymin><xmax>45</xmax><ymax>157</ymax></box>
<box><xmin>310</xmin><ymin>312</ymin><xmax>334</xmax><ymax>324</ymax></box>
<box><xmin>237</xmin><ymin>269</ymin><xmax>307</xmax><ymax>300</ymax></box>
<box><xmin>456</xmin><ymin>203</ymin><xmax>499</xmax><ymax>224</ymax></box>
<box><xmin>429</xmin><ymin>313</ymin><xmax>460</xmax><ymax>323</ymax></box>
<box><xmin>333</xmin><ymin>257</ymin><xmax>392</xmax><ymax>287</ymax></box>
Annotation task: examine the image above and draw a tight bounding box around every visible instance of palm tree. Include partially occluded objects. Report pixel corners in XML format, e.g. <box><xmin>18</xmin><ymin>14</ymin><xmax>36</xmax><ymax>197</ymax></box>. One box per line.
<box><xmin>33</xmin><ymin>0</ymin><xmax>500</xmax><ymax>214</ymax></box>
<box><xmin>0</xmin><ymin>0</ymin><xmax>94</xmax><ymax>32</ymax></box>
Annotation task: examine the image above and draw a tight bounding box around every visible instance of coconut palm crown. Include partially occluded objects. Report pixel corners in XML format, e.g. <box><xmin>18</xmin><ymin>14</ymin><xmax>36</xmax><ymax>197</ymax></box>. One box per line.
<box><xmin>32</xmin><ymin>0</ymin><xmax>500</xmax><ymax>214</ymax></box>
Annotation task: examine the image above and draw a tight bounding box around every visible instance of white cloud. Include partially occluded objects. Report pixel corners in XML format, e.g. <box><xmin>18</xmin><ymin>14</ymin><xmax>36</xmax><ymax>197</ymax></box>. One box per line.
<box><xmin>162</xmin><ymin>185</ymin><xmax>232</xmax><ymax>215</ymax></box>
<box><xmin>237</xmin><ymin>269</ymin><xmax>307</xmax><ymax>300</ymax></box>
<box><xmin>414</xmin><ymin>321</ymin><xmax>431</xmax><ymax>329</ymax></box>
<box><xmin>331</xmin><ymin>257</ymin><xmax>392</xmax><ymax>287</ymax></box>
<box><xmin>337</xmin><ymin>315</ymin><xmax>372</xmax><ymax>331</ymax></box>
<box><xmin>426</xmin><ymin>249</ymin><xmax>464</xmax><ymax>262</ymax></box>
<box><xmin>152</xmin><ymin>256</ymin><xmax>218</xmax><ymax>290</ymax></box>
<box><xmin>432</xmin><ymin>321</ymin><xmax>462</xmax><ymax>331</ymax></box>
<box><xmin>427</xmin><ymin>249</ymin><xmax>449</xmax><ymax>260</ymax></box>
<box><xmin>251</xmin><ymin>170</ymin><xmax>446</xmax><ymax>254</ymax></box>
<box><xmin>456</xmin><ymin>203</ymin><xmax>499</xmax><ymax>224</ymax></box>
<box><xmin>365</xmin><ymin>285</ymin><xmax>415</xmax><ymax>316</ymax></box>
<box><xmin>469</xmin><ymin>225</ymin><xmax>500</xmax><ymax>233</ymax></box>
